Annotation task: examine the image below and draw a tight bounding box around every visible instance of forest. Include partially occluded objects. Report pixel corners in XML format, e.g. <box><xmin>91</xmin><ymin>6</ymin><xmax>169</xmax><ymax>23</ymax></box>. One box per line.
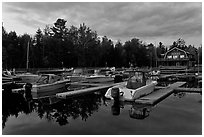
<box><xmin>2</xmin><ymin>18</ymin><xmax>202</xmax><ymax>70</ymax></box>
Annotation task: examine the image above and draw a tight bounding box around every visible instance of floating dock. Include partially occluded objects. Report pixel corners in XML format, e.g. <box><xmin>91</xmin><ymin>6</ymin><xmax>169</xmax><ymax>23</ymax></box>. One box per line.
<box><xmin>56</xmin><ymin>81</ymin><xmax>126</xmax><ymax>99</ymax></box>
<box><xmin>174</xmin><ymin>87</ymin><xmax>202</xmax><ymax>93</ymax></box>
<box><xmin>135</xmin><ymin>82</ymin><xmax>186</xmax><ymax>105</ymax></box>
<box><xmin>155</xmin><ymin>86</ymin><xmax>202</xmax><ymax>93</ymax></box>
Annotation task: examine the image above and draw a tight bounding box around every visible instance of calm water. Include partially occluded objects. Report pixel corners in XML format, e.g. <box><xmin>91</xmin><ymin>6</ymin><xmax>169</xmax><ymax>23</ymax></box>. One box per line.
<box><xmin>2</xmin><ymin>81</ymin><xmax>202</xmax><ymax>135</ymax></box>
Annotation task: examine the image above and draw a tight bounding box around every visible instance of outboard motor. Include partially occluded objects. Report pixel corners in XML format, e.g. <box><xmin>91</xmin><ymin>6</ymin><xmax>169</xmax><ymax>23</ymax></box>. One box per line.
<box><xmin>111</xmin><ymin>87</ymin><xmax>120</xmax><ymax>101</ymax></box>
<box><xmin>24</xmin><ymin>83</ymin><xmax>33</xmax><ymax>101</ymax></box>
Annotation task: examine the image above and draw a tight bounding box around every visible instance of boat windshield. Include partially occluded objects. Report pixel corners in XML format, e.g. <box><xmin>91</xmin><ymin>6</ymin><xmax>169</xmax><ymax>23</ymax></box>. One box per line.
<box><xmin>126</xmin><ymin>72</ymin><xmax>146</xmax><ymax>89</ymax></box>
<box><xmin>36</xmin><ymin>75</ymin><xmax>49</xmax><ymax>84</ymax></box>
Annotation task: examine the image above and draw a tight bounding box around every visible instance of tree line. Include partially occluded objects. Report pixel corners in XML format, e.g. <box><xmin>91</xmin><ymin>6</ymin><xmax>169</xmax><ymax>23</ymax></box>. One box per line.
<box><xmin>2</xmin><ymin>18</ymin><xmax>202</xmax><ymax>70</ymax></box>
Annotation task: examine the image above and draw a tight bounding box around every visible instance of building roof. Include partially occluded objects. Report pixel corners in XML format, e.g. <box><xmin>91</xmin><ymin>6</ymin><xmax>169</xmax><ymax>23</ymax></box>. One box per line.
<box><xmin>164</xmin><ymin>47</ymin><xmax>188</xmax><ymax>59</ymax></box>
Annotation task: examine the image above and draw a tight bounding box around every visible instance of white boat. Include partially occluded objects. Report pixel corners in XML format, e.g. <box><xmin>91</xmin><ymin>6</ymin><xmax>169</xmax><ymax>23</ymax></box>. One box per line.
<box><xmin>15</xmin><ymin>73</ymin><xmax>41</xmax><ymax>83</ymax></box>
<box><xmin>27</xmin><ymin>74</ymin><xmax>70</xmax><ymax>94</ymax></box>
<box><xmin>85</xmin><ymin>75</ymin><xmax>114</xmax><ymax>83</ymax></box>
<box><xmin>2</xmin><ymin>73</ymin><xmax>13</xmax><ymax>83</ymax></box>
<box><xmin>105</xmin><ymin>72</ymin><xmax>157</xmax><ymax>101</ymax></box>
<box><xmin>3</xmin><ymin>69</ymin><xmax>40</xmax><ymax>83</ymax></box>
<box><xmin>66</xmin><ymin>75</ymin><xmax>85</xmax><ymax>82</ymax></box>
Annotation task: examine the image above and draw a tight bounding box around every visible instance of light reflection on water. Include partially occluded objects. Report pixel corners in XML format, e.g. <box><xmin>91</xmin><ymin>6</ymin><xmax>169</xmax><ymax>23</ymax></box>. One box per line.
<box><xmin>2</xmin><ymin>86</ymin><xmax>202</xmax><ymax>135</ymax></box>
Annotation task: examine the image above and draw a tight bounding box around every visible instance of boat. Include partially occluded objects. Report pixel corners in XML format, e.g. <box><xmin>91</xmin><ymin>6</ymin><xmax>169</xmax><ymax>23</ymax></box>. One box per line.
<box><xmin>2</xmin><ymin>39</ymin><xmax>41</xmax><ymax>84</ymax></box>
<box><xmin>85</xmin><ymin>74</ymin><xmax>114</xmax><ymax>83</ymax></box>
<box><xmin>2</xmin><ymin>71</ymin><xmax>13</xmax><ymax>83</ymax></box>
<box><xmin>83</xmin><ymin>68</ymin><xmax>115</xmax><ymax>83</ymax></box>
<box><xmin>14</xmin><ymin>39</ymin><xmax>40</xmax><ymax>83</ymax></box>
<box><xmin>25</xmin><ymin>74</ymin><xmax>71</xmax><ymax>96</ymax></box>
<box><xmin>15</xmin><ymin>73</ymin><xmax>41</xmax><ymax>83</ymax></box>
<box><xmin>105</xmin><ymin>71</ymin><xmax>157</xmax><ymax>101</ymax></box>
<box><xmin>3</xmin><ymin>70</ymin><xmax>41</xmax><ymax>84</ymax></box>
<box><xmin>66</xmin><ymin>68</ymin><xmax>86</xmax><ymax>82</ymax></box>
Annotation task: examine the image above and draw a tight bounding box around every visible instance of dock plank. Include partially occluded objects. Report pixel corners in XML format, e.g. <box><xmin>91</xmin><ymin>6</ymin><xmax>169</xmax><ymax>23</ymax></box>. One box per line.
<box><xmin>135</xmin><ymin>82</ymin><xmax>186</xmax><ymax>105</ymax></box>
<box><xmin>56</xmin><ymin>81</ymin><xmax>126</xmax><ymax>99</ymax></box>
<box><xmin>71</xmin><ymin>82</ymin><xmax>109</xmax><ymax>87</ymax></box>
<box><xmin>174</xmin><ymin>87</ymin><xmax>202</xmax><ymax>93</ymax></box>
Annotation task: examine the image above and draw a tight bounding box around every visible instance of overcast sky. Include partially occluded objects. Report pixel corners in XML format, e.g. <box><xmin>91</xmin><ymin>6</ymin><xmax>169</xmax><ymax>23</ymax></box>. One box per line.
<box><xmin>2</xmin><ymin>2</ymin><xmax>202</xmax><ymax>47</ymax></box>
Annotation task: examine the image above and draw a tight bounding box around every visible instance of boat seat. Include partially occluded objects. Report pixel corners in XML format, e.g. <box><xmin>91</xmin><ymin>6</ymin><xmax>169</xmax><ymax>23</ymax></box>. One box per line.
<box><xmin>126</xmin><ymin>76</ymin><xmax>145</xmax><ymax>89</ymax></box>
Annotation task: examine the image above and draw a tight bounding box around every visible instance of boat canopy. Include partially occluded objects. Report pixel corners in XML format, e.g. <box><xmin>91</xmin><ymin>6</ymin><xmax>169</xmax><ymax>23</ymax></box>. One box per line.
<box><xmin>36</xmin><ymin>74</ymin><xmax>63</xmax><ymax>84</ymax></box>
<box><xmin>126</xmin><ymin>72</ymin><xmax>146</xmax><ymax>89</ymax></box>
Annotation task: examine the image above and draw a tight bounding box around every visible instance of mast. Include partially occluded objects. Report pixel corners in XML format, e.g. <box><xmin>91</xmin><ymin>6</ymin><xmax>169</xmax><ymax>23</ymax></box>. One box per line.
<box><xmin>154</xmin><ymin>41</ymin><xmax>157</xmax><ymax>68</ymax></box>
<box><xmin>26</xmin><ymin>40</ymin><xmax>30</xmax><ymax>72</ymax></box>
<box><xmin>197</xmin><ymin>46</ymin><xmax>199</xmax><ymax>74</ymax></box>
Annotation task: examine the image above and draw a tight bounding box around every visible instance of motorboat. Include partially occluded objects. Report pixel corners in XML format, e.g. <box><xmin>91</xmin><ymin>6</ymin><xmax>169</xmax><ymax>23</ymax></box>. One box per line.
<box><xmin>19</xmin><ymin>68</ymin><xmax>73</xmax><ymax>83</ymax></box>
<box><xmin>83</xmin><ymin>68</ymin><xmax>115</xmax><ymax>83</ymax></box>
<box><xmin>15</xmin><ymin>73</ymin><xmax>41</xmax><ymax>83</ymax></box>
<box><xmin>25</xmin><ymin>74</ymin><xmax>70</xmax><ymax>97</ymax></box>
<box><xmin>85</xmin><ymin>74</ymin><xmax>114</xmax><ymax>83</ymax></box>
<box><xmin>105</xmin><ymin>71</ymin><xmax>157</xmax><ymax>101</ymax></box>
<box><xmin>3</xmin><ymin>70</ymin><xmax>40</xmax><ymax>83</ymax></box>
<box><xmin>65</xmin><ymin>68</ymin><xmax>86</xmax><ymax>82</ymax></box>
<box><xmin>2</xmin><ymin>72</ymin><xmax>13</xmax><ymax>83</ymax></box>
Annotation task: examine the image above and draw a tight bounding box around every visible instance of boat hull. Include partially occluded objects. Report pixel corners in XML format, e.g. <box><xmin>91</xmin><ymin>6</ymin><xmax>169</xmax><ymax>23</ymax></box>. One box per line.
<box><xmin>105</xmin><ymin>81</ymin><xmax>157</xmax><ymax>101</ymax></box>
<box><xmin>31</xmin><ymin>79</ymin><xmax>70</xmax><ymax>98</ymax></box>
<box><xmin>85</xmin><ymin>76</ymin><xmax>114</xmax><ymax>83</ymax></box>
<box><xmin>16</xmin><ymin>74</ymin><xmax>41</xmax><ymax>83</ymax></box>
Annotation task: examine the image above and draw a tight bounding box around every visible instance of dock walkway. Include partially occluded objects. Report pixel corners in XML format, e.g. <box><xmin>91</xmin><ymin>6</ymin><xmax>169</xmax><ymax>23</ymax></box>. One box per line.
<box><xmin>135</xmin><ymin>82</ymin><xmax>186</xmax><ymax>105</ymax></box>
<box><xmin>56</xmin><ymin>81</ymin><xmax>126</xmax><ymax>99</ymax></box>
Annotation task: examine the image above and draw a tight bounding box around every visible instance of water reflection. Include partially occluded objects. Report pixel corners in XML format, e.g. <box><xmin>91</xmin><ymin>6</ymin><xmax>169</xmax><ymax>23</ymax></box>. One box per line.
<box><xmin>110</xmin><ymin>100</ymin><xmax>153</xmax><ymax>120</ymax></box>
<box><xmin>173</xmin><ymin>92</ymin><xmax>186</xmax><ymax>98</ymax></box>
<box><xmin>37</xmin><ymin>92</ymin><xmax>104</xmax><ymax>126</ymax></box>
<box><xmin>2</xmin><ymin>92</ymin><xmax>35</xmax><ymax>129</ymax></box>
<box><xmin>3</xmin><ymin>82</ymin><xmax>199</xmax><ymax>130</ymax></box>
<box><xmin>129</xmin><ymin>104</ymin><xmax>152</xmax><ymax>120</ymax></box>
<box><xmin>2</xmin><ymin>89</ymin><xmax>105</xmax><ymax>128</ymax></box>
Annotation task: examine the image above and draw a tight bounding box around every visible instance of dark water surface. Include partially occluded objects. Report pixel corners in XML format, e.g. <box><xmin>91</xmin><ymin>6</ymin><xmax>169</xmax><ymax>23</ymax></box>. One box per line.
<box><xmin>2</xmin><ymin>87</ymin><xmax>202</xmax><ymax>135</ymax></box>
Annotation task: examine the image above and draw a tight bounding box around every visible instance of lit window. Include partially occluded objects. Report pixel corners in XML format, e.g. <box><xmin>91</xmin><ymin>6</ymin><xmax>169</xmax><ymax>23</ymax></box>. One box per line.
<box><xmin>180</xmin><ymin>55</ymin><xmax>184</xmax><ymax>58</ymax></box>
<box><xmin>167</xmin><ymin>56</ymin><xmax>172</xmax><ymax>59</ymax></box>
<box><xmin>173</xmin><ymin>55</ymin><xmax>178</xmax><ymax>59</ymax></box>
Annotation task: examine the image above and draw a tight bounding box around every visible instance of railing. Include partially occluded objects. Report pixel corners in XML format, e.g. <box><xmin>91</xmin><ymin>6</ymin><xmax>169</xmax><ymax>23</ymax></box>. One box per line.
<box><xmin>157</xmin><ymin>58</ymin><xmax>189</xmax><ymax>61</ymax></box>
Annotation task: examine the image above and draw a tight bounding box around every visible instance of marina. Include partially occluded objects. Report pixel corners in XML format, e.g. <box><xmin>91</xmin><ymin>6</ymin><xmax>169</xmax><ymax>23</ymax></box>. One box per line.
<box><xmin>2</xmin><ymin>75</ymin><xmax>202</xmax><ymax>134</ymax></box>
<box><xmin>2</xmin><ymin>67</ymin><xmax>202</xmax><ymax>135</ymax></box>
<box><xmin>2</xmin><ymin>2</ymin><xmax>202</xmax><ymax>135</ymax></box>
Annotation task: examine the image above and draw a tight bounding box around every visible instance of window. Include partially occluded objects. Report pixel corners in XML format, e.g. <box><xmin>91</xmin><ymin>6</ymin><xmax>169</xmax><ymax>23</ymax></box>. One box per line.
<box><xmin>173</xmin><ymin>55</ymin><xmax>178</xmax><ymax>59</ymax></box>
<box><xmin>180</xmin><ymin>55</ymin><xmax>185</xmax><ymax>58</ymax></box>
<box><xmin>167</xmin><ymin>55</ymin><xmax>172</xmax><ymax>59</ymax></box>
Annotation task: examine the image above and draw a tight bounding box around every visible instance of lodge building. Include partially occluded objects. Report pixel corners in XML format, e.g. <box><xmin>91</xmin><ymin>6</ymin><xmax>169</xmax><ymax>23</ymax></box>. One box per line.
<box><xmin>158</xmin><ymin>47</ymin><xmax>195</xmax><ymax>68</ymax></box>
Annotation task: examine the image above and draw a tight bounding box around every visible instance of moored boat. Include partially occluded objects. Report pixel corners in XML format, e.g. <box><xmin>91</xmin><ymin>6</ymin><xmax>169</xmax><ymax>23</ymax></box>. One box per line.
<box><xmin>3</xmin><ymin>70</ymin><xmax>40</xmax><ymax>83</ymax></box>
<box><xmin>25</xmin><ymin>74</ymin><xmax>71</xmax><ymax>97</ymax></box>
<box><xmin>15</xmin><ymin>73</ymin><xmax>41</xmax><ymax>83</ymax></box>
<box><xmin>85</xmin><ymin>75</ymin><xmax>114</xmax><ymax>83</ymax></box>
<box><xmin>105</xmin><ymin>71</ymin><xmax>157</xmax><ymax>101</ymax></box>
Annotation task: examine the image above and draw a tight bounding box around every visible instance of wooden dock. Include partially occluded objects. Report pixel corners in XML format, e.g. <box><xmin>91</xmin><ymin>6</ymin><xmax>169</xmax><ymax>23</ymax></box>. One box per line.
<box><xmin>135</xmin><ymin>82</ymin><xmax>186</xmax><ymax>105</ymax></box>
<box><xmin>155</xmin><ymin>86</ymin><xmax>202</xmax><ymax>93</ymax></box>
<box><xmin>174</xmin><ymin>87</ymin><xmax>202</xmax><ymax>93</ymax></box>
<box><xmin>56</xmin><ymin>81</ymin><xmax>126</xmax><ymax>99</ymax></box>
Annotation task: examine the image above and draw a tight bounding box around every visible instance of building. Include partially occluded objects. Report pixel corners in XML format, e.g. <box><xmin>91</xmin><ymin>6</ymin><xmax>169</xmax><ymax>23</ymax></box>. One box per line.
<box><xmin>158</xmin><ymin>47</ymin><xmax>195</xmax><ymax>68</ymax></box>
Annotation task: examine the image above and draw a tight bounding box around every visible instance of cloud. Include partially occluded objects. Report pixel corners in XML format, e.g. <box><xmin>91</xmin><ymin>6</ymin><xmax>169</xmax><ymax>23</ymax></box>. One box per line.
<box><xmin>2</xmin><ymin>2</ymin><xmax>202</xmax><ymax>46</ymax></box>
